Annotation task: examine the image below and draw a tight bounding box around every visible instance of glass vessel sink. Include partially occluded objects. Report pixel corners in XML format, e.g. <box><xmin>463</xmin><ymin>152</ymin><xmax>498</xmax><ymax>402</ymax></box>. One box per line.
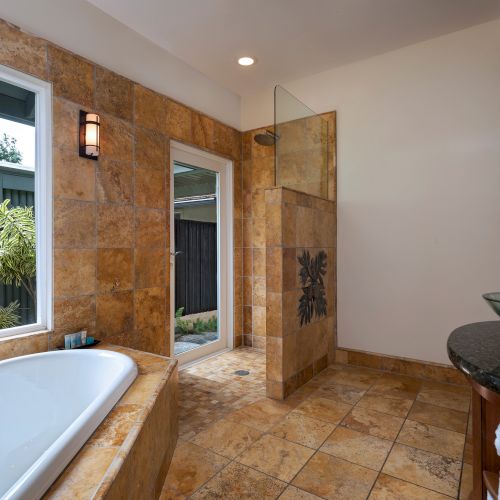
<box><xmin>483</xmin><ymin>293</ymin><xmax>500</xmax><ymax>316</ymax></box>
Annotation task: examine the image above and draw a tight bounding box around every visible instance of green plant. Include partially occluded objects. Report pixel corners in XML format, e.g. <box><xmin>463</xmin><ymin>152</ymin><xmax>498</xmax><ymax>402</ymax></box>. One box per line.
<box><xmin>0</xmin><ymin>199</ymin><xmax>36</xmax><ymax>310</ymax></box>
<box><xmin>175</xmin><ymin>307</ymin><xmax>184</xmax><ymax>318</ymax></box>
<box><xmin>206</xmin><ymin>315</ymin><xmax>217</xmax><ymax>332</ymax></box>
<box><xmin>0</xmin><ymin>134</ymin><xmax>22</xmax><ymax>164</ymax></box>
<box><xmin>0</xmin><ymin>300</ymin><xmax>20</xmax><ymax>329</ymax></box>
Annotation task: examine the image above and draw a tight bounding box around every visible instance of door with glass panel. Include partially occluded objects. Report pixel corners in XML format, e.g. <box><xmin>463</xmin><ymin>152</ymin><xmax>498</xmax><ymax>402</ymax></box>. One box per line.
<box><xmin>170</xmin><ymin>142</ymin><xmax>232</xmax><ymax>364</ymax></box>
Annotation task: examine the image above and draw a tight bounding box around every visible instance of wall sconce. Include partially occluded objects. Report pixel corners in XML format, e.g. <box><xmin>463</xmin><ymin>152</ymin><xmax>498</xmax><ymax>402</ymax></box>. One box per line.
<box><xmin>79</xmin><ymin>110</ymin><xmax>100</xmax><ymax>160</ymax></box>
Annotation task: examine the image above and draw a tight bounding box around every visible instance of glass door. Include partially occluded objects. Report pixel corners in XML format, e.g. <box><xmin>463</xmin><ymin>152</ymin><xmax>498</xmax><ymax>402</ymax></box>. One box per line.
<box><xmin>170</xmin><ymin>142</ymin><xmax>232</xmax><ymax>364</ymax></box>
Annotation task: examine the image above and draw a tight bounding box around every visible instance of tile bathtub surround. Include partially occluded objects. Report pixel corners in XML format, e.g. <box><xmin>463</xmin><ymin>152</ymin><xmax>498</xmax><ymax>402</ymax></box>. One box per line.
<box><xmin>45</xmin><ymin>344</ymin><xmax>178</xmax><ymax>499</ymax></box>
<box><xmin>0</xmin><ymin>18</ymin><xmax>243</xmax><ymax>356</ymax></box>
<box><xmin>240</xmin><ymin>112</ymin><xmax>336</xmax><ymax>352</ymax></box>
<box><xmin>265</xmin><ymin>187</ymin><xmax>336</xmax><ymax>399</ymax></box>
<box><xmin>161</xmin><ymin>348</ymin><xmax>472</xmax><ymax>499</ymax></box>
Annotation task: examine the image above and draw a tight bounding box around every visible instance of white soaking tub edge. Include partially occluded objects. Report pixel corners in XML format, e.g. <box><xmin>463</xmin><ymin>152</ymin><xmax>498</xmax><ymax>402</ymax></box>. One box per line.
<box><xmin>0</xmin><ymin>349</ymin><xmax>138</xmax><ymax>500</ymax></box>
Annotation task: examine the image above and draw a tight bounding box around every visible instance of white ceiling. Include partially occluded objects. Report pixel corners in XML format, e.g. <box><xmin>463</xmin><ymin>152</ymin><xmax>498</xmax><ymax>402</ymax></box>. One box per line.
<box><xmin>87</xmin><ymin>0</ymin><xmax>500</xmax><ymax>96</ymax></box>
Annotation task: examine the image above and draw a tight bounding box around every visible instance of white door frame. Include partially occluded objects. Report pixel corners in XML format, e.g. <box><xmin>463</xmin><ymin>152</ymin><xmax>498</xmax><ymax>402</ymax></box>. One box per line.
<box><xmin>170</xmin><ymin>141</ymin><xmax>233</xmax><ymax>365</ymax></box>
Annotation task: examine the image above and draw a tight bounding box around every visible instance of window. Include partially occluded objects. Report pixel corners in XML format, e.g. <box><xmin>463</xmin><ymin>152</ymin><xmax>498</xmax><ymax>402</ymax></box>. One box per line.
<box><xmin>0</xmin><ymin>65</ymin><xmax>52</xmax><ymax>338</ymax></box>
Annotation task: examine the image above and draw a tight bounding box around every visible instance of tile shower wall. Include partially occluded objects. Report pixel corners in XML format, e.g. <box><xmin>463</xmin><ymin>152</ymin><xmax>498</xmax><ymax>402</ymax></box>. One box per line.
<box><xmin>265</xmin><ymin>187</ymin><xmax>336</xmax><ymax>400</ymax></box>
<box><xmin>0</xmin><ymin>18</ymin><xmax>242</xmax><ymax>358</ymax></box>
<box><xmin>241</xmin><ymin>113</ymin><xmax>336</xmax><ymax>352</ymax></box>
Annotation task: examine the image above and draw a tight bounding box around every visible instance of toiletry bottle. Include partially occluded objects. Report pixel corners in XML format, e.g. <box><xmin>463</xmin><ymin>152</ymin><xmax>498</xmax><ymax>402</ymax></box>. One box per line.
<box><xmin>81</xmin><ymin>330</ymin><xmax>87</xmax><ymax>346</ymax></box>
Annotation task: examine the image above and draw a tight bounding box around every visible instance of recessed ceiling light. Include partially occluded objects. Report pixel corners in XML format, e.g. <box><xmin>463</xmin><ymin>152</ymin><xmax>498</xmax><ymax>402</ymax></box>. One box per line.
<box><xmin>238</xmin><ymin>56</ymin><xmax>255</xmax><ymax>66</ymax></box>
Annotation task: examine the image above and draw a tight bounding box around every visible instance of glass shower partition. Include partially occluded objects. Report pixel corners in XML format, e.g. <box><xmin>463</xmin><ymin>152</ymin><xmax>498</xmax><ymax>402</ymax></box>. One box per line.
<box><xmin>274</xmin><ymin>85</ymin><xmax>329</xmax><ymax>198</ymax></box>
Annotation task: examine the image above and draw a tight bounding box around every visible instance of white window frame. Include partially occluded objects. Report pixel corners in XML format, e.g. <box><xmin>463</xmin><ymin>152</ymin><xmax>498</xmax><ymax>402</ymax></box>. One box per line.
<box><xmin>0</xmin><ymin>65</ymin><xmax>53</xmax><ymax>338</ymax></box>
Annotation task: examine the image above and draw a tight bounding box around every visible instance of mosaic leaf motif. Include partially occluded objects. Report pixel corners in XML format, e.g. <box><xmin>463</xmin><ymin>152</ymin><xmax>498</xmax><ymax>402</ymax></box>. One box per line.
<box><xmin>298</xmin><ymin>250</ymin><xmax>327</xmax><ymax>326</ymax></box>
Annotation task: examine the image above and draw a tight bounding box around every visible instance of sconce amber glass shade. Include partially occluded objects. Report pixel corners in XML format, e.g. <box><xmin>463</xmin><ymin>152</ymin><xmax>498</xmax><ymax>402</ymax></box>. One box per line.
<box><xmin>79</xmin><ymin>110</ymin><xmax>100</xmax><ymax>160</ymax></box>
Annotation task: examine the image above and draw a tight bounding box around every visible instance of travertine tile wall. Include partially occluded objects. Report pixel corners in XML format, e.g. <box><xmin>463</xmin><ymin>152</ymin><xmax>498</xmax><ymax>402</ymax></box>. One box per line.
<box><xmin>0</xmin><ymin>18</ymin><xmax>243</xmax><ymax>358</ymax></box>
<box><xmin>265</xmin><ymin>187</ymin><xmax>336</xmax><ymax>400</ymax></box>
<box><xmin>241</xmin><ymin>113</ymin><xmax>336</xmax><ymax>352</ymax></box>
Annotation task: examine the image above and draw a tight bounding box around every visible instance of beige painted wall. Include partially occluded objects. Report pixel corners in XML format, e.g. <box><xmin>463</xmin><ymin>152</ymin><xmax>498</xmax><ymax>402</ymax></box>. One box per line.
<box><xmin>242</xmin><ymin>19</ymin><xmax>500</xmax><ymax>364</ymax></box>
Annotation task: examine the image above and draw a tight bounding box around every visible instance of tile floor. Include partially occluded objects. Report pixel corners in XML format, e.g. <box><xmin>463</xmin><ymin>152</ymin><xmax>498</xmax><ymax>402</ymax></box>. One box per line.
<box><xmin>161</xmin><ymin>348</ymin><xmax>473</xmax><ymax>499</ymax></box>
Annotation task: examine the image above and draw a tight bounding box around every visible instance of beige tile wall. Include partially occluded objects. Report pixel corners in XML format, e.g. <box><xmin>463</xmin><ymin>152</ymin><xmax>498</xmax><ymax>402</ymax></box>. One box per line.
<box><xmin>0</xmin><ymin>18</ymin><xmax>243</xmax><ymax>358</ymax></box>
<box><xmin>241</xmin><ymin>113</ymin><xmax>336</xmax><ymax>352</ymax></box>
<box><xmin>265</xmin><ymin>187</ymin><xmax>337</xmax><ymax>400</ymax></box>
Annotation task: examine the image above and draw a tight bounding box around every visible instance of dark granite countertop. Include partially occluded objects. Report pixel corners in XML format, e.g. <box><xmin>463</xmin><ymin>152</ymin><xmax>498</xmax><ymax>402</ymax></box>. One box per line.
<box><xmin>448</xmin><ymin>321</ymin><xmax>500</xmax><ymax>393</ymax></box>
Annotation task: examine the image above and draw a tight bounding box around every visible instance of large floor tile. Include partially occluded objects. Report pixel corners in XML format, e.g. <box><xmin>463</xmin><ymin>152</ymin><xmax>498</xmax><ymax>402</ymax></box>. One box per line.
<box><xmin>190</xmin><ymin>418</ymin><xmax>262</xmax><ymax>459</ymax></box>
<box><xmin>237</xmin><ymin>434</ymin><xmax>315</xmax><ymax>482</ymax></box>
<box><xmin>292</xmin><ymin>451</ymin><xmax>378</xmax><ymax>500</ymax></box>
<box><xmin>342</xmin><ymin>406</ymin><xmax>404</xmax><ymax>440</ymax></box>
<box><xmin>407</xmin><ymin>401</ymin><xmax>468</xmax><ymax>433</ymax></box>
<box><xmin>279</xmin><ymin>485</ymin><xmax>323</xmax><ymax>499</ymax></box>
<box><xmin>356</xmin><ymin>393</ymin><xmax>413</xmax><ymax>417</ymax></box>
<box><xmin>417</xmin><ymin>382</ymin><xmax>470</xmax><ymax>412</ymax></box>
<box><xmin>320</xmin><ymin>426</ymin><xmax>392</xmax><ymax>471</ymax></box>
<box><xmin>397</xmin><ymin>419</ymin><xmax>465</xmax><ymax>460</ymax></box>
<box><xmin>226</xmin><ymin>398</ymin><xmax>291</xmax><ymax>431</ymax></box>
<box><xmin>294</xmin><ymin>397</ymin><xmax>352</xmax><ymax>424</ymax></box>
<box><xmin>369</xmin><ymin>473</ymin><xmax>453</xmax><ymax>499</ymax></box>
<box><xmin>270</xmin><ymin>411</ymin><xmax>336</xmax><ymax>449</ymax></box>
<box><xmin>161</xmin><ymin>441</ymin><xmax>229</xmax><ymax>497</ymax></box>
<box><xmin>190</xmin><ymin>462</ymin><xmax>286</xmax><ymax>499</ymax></box>
<box><xmin>368</xmin><ymin>373</ymin><xmax>422</xmax><ymax>400</ymax></box>
<box><xmin>324</xmin><ymin>367</ymin><xmax>380</xmax><ymax>389</ymax></box>
<box><xmin>314</xmin><ymin>383</ymin><xmax>366</xmax><ymax>405</ymax></box>
<box><xmin>382</xmin><ymin>443</ymin><xmax>461</xmax><ymax>497</ymax></box>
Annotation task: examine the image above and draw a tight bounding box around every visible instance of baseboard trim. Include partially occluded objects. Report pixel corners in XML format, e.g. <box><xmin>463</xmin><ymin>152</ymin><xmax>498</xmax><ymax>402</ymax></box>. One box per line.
<box><xmin>335</xmin><ymin>347</ymin><xmax>467</xmax><ymax>386</ymax></box>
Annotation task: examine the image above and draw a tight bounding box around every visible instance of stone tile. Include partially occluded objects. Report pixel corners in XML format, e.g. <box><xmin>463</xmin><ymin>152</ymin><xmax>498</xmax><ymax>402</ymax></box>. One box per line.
<box><xmin>135</xmin><ymin>208</ymin><xmax>166</xmax><ymax>248</ymax></box>
<box><xmin>368</xmin><ymin>373</ymin><xmax>422</xmax><ymax>400</ymax></box>
<box><xmin>320</xmin><ymin>426</ymin><xmax>392</xmax><ymax>471</ymax></box>
<box><xmin>87</xmin><ymin>403</ymin><xmax>143</xmax><ymax>447</ymax></box>
<box><xmin>96</xmin><ymin>159</ymin><xmax>133</xmax><ymax>204</ymax></box>
<box><xmin>48</xmin><ymin>45</ymin><xmax>93</xmax><ymax>106</ymax></box>
<box><xmin>95</xmin><ymin>291</ymin><xmax>134</xmax><ymax>337</ymax></box>
<box><xmin>292</xmin><ymin>451</ymin><xmax>377</xmax><ymax>500</ymax></box>
<box><xmin>191</xmin><ymin>418</ymin><xmax>262</xmax><ymax>459</ymax></box>
<box><xmin>271</xmin><ymin>411</ymin><xmax>335</xmax><ymax>449</ymax></box>
<box><xmin>356</xmin><ymin>393</ymin><xmax>413</xmax><ymax>417</ymax></box>
<box><xmin>97</xmin><ymin>204</ymin><xmax>134</xmax><ymax>248</ymax></box>
<box><xmin>191</xmin><ymin>462</ymin><xmax>286</xmax><ymax>500</ymax></box>
<box><xmin>226</xmin><ymin>399</ymin><xmax>290</xmax><ymax>431</ymax></box>
<box><xmin>0</xmin><ymin>331</ymin><xmax>48</xmax><ymax>361</ymax></box>
<box><xmin>295</xmin><ymin>397</ymin><xmax>352</xmax><ymax>424</ymax></box>
<box><xmin>253</xmin><ymin>306</ymin><xmax>266</xmax><ymax>336</ymax></box>
<box><xmin>192</xmin><ymin>113</ymin><xmax>215</xmax><ymax>150</ymax></box>
<box><xmin>134</xmin><ymin>287</ymin><xmax>165</xmax><ymax>329</ymax></box>
<box><xmin>95</xmin><ymin>66</ymin><xmax>133</xmax><ymax>121</ymax></box>
<box><xmin>135</xmin><ymin>167</ymin><xmax>165</xmax><ymax>209</ymax></box>
<box><xmin>97</xmin><ymin>248</ymin><xmax>133</xmax><ymax>293</ymax></box>
<box><xmin>54</xmin><ymin>147</ymin><xmax>95</xmax><ymax>202</ymax></box>
<box><xmin>100</xmin><ymin>113</ymin><xmax>134</xmax><ymax>163</ymax></box>
<box><xmin>253</xmin><ymin>247</ymin><xmax>266</xmax><ymax>276</ymax></box>
<box><xmin>279</xmin><ymin>485</ymin><xmax>322</xmax><ymax>500</ymax></box>
<box><xmin>0</xmin><ymin>19</ymin><xmax>47</xmax><ymax>79</ymax></box>
<box><xmin>313</xmin><ymin>383</ymin><xmax>366</xmax><ymax>405</ymax></box>
<box><xmin>53</xmin><ymin>295</ymin><xmax>95</xmax><ymax>346</ymax></box>
<box><xmin>134</xmin><ymin>84</ymin><xmax>168</xmax><ymax>134</ymax></box>
<box><xmin>382</xmin><ymin>443</ymin><xmax>461</xmax><ymax>497</ymax></box>
<box><xmin>135</xmin><ymin>127</ymin><xmax>167</xmax><ymax>171</ymax></box>
<box><xmin>237</xmin><ymin>434</ymin><xmax>314</xmax><ymax>482</ymax></box>
<box><xmin>118</xmin><ymin>370</ymin><xmax>165</xmax><ymax>407</ymax></box>
<box><xmin>54</xmin><ymin>249</ymin><xmax>96</xmax><ymax>297</ymax></box>
<box><xmin>408</xmin><ymin>401</ymin><xmax>468</xmax><ymax>433</ymax></box>
<box><xmin>54</xmin><ymin>199</ymin><xmax>95</xmax><ymax>248</ymax></box>
<box><xmin>417</xmin><ymin>382</ymin><xmax>470</xmax><ymax>412</ymax></box>
<box><xmin>53</xmin><ymin>97</ymin><xmax>79</xmax><ymax>152</ymax></box>
<box><xmin>161</xmin><ymin>441</ymin><xmax>229</xmax><ymax>498</ymax></box>
<box><xmin>325</xmin><ymin>366</ymin><xmax>379</xmax><ymax>389</ymax></box>
<box><xmin>342</xmin><ymin>407</ymin><xmax>404</xmax><ymax>440</ymax></box>
<box><xmin>253</xmin><ymin>276</ymin><xmax>266</xmax><ymax>307</ymax></box>
<box><xmin>44</xmin><ymin>445</ymin><xmax>117</xmax><ymax>499</ymax></box>
<box><xmin>135</xmin><ymin>247</ymin><xmax>165</xmax><ymax>289</ymax></box>
<box><xmin>369</xmin><ymin>473</ymin><xmax>452</xmax><ymax>499</ymax></box>
<box><xmin>396</xmin><ymin>419</ymin><xmax>465</xmax><ymax>460</ymax></box>
<box><xmin>166</xmin><ymin>99</ymin><xmax>192</xmax><ymax>142</ymax></box>
<box><xmin>132</xmin><ymin>324</ymin><xmax>166</xmax><ymax>356</ymax></box>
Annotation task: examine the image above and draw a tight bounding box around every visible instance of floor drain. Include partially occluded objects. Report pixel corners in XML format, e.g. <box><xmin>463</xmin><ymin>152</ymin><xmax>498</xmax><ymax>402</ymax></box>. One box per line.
<box><xmin>234</xmin><ymin>370</ymin><xmax>250</xmax><ymax>376</ymax></box>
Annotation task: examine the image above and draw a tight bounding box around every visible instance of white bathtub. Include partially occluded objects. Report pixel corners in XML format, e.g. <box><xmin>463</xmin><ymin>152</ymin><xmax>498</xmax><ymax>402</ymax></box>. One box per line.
<box><xmin>0</xmin><ymin>349</ymin><xmax>138</xmax><ymax>500</ymax></box>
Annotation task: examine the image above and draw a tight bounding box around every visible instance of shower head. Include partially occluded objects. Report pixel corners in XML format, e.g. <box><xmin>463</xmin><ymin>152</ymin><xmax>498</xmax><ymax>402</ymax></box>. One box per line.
<box><xmin>254</xmin><ymin>130</ymin><xmax>278</xmax><ymax>146</ymax></box>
